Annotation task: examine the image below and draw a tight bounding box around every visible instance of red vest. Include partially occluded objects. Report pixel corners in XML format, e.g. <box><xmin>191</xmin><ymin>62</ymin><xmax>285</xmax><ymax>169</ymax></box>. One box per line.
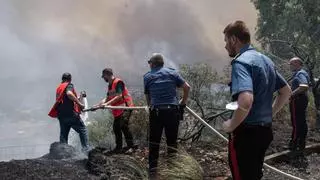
<box><xmin>48</xmin><ymin>82</ymin><xmax>81</xmax><ymax>118</ymax></box>
<box><xmin>107</xmin><ymin>78</ymin><xmax>134</xmax><ymax>117</ymax></box>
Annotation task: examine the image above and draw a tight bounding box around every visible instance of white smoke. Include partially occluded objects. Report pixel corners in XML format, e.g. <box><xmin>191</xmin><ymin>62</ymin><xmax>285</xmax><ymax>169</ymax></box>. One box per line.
<box><xmin>0</xmin><ymin>0</ymin><xmax>257</xmax><ymax>160</ymax></box>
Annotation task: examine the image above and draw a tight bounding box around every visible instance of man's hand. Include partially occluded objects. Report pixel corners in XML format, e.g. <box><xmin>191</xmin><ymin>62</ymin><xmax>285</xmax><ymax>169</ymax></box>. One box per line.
<box><xmin>179</xmin><ymin>99</ymin><xmax>186</xmax><ymax>106</ymax></box>
<box><xmin>90</xmin><ymin>104</ymin><xmax>103</xmax><ymax>111</ymax></box>
<box><xmin>67</xmin><ymin>90</ymin><xmax>86</xmax><ymax>110</ymax></box>
<box><xmin>289</xmin><ymin>95</ymin><xmax>295</xmax><ymax>101</ymax></box>
<box><xmin>101</xmin><ymin>102</ymin><xmax>109</xmax><ymax>108</ymax></box>
<box><xmin>223</xmin><ymin>119</ymin><xmax>233</xmax><ymax>133</ymax></box>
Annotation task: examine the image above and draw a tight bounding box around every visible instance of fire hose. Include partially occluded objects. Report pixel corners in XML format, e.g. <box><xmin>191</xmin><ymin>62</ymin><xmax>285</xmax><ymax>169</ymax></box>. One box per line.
<box><xmin>83</xmin><ymin>105</ymin><xmax>305</xmax><ymax>180</ymax></box>
<box><xmin>185</xmin><ymin>106</ymin><xmax>304</xmax><ymax>180</ymax></box>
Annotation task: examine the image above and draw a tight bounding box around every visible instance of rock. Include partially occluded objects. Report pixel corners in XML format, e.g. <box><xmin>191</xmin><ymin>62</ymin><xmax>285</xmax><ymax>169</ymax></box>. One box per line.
<box><xmin>42</xmin><ymin>142</ymin><xmax>84</xmax><ymax>160</ymax></box>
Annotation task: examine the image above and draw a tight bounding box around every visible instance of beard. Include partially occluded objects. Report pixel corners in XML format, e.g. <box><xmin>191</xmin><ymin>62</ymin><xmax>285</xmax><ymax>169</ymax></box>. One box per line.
<box><xmin>226</xmin><ymin>45</ymin><xmax>237</xmax><ymax>58</ymax></box>
<box><xmin>289</xmin><ymin>67</ymin><xmax>296</xmax><ymax>72</ymax></box>
<box><xmin>228</xmin><ymin>48</ymin><xmax>237</xmax><ymax>58</ymax></box>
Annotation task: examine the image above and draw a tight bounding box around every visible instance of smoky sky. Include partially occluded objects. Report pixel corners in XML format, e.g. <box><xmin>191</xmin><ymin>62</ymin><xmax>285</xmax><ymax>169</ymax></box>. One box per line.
<box><xmin>0</xmin><ymin>0</ymin><xmax>257</xmax><ymax>157</ymax></box>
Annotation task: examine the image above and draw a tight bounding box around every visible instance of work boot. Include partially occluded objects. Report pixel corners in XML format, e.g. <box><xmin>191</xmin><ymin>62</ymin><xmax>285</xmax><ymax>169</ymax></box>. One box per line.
<box><xmin>82</xmin><ymin>146</ymin><xmax>92</xmax><ymax>155</ymax></box>
<box><xmin>149</xmin><ymin>168</ymin><xmax>158</xmax><ymax>180</ymax></box>
<box><xmin>107</xmin><ymin>147</ymin><xmax>122</xmax><ymax>154</ymax></box>
<box><xmin>297</xmin><ymin>140</ymin><xmax>306</xmax><ymax>151</ymax></box>
<box><xmin>288</xmin><ymin>140</ymin><xmax>297</xmax><ymax>151</ymax></box>
<box><xmin>123</xmin><ymin>145</ymin><xmax>138</xmax><ymax>154</ymax></box>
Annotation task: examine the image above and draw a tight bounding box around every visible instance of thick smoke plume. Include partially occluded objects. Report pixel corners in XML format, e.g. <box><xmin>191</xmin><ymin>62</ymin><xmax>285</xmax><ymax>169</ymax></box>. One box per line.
<box><xmin>0</xmin><ymin>0</ymin><xmax>257</xmax><ymax>159</ymax></box>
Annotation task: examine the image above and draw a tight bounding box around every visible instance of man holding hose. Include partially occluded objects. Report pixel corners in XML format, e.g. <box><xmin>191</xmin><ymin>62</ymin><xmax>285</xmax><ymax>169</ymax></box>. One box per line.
<box><xmin>94</xmin><ymin>68</ymin><xmax>135</xmax><ymax>153</ymax></box>
<box><xmin>48</xmin><ymin>73</ymin><xmax>89</xmax><ymax>153</ymax></box>
<box><xmin>144</xmin><ymin>53</ymin><xmax>190</xmax><ymax>178</ymax></box>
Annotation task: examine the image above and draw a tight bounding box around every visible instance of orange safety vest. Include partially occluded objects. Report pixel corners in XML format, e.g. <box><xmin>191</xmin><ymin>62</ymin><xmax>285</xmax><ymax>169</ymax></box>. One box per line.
<box><xmin>107</xmin><ymin>78</ymin><xmax>134</xmax><ymax>117</ymax></box>
<box><xmin>48</xmin><ymin>82</ymin><xmax>81</xmax><ymax>118</ymax></box>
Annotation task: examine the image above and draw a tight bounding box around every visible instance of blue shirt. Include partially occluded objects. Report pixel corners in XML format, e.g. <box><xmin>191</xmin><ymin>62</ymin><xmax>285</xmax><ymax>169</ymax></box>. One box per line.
<box><xmin>291</xmin><ymin>69</ymin><xmax>310</xmax><ymax>91</ymax></box>
<box><xmin>144</xmin><ymin>67</ymin><xmax>185</xmax><ymax>106</ymax></box>
<box><xmin>231</xmin><ymin>44</ymin><xmax>287</xmax><ymax>125</ymax></box>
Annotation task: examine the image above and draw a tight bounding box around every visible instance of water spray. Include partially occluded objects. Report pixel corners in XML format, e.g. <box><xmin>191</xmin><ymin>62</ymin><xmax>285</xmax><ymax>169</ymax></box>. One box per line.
<box><xmin>69</xmin><ymin>91</ymin><xmax>90</xmax><ymax>150</ymax></box>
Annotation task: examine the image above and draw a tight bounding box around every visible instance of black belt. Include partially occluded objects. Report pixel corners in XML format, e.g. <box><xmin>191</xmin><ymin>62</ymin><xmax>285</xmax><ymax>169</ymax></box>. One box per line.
<box><xmin>296</xmin><ymin>93</ymin><xmax>308</xmax><ymax>98</ymax></box>
<box><xmin>151</xmin><ymin>104</ymin><xmax>178</xmax><ymax>110</ymax></box>
<box><xmin>233</xmin><ymin>122</ymin><xmax>272</xmax><ymax>135</ymax></box>
<box><xmin>244</xmin><ymin>122</ymin><xmax>272</xmax><ymax>128</ymax></box>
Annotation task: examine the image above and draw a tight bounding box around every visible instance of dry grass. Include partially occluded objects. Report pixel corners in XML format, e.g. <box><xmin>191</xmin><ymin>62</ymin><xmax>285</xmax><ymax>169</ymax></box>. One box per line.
<box><xmin>87</xmin><ymin>111</ymin><xmax>114</xmax><ymax>148</ymax></box>
<box><xmin>157</xmin><ymin>148</ymin><xmax>204</xmax><ymax>180</ymax></box>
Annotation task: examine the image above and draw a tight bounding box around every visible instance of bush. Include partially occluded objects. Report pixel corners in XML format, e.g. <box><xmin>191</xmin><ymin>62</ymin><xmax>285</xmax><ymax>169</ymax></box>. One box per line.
<box><xmin>87</xmin><ymin>111</ymin><xmax>114</xmax><ymax>148</ymax></box>
<box><xmin>158</xmin><ymin>148</ymin><xmax>203</xmax><ymax>180</ymax></box>
<box><xmin>129</xmin><ymin>99</ymin><xmax>149</xmax><ymax>146</ymax></box>
<box><xmin>307</xmin><ymin>94</ymin><xmax>317</xmax><ymax>129</ymax></box>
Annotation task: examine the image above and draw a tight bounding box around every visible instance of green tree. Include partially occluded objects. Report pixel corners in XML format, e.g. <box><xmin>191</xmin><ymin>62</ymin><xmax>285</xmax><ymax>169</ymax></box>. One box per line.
<box><xmin>179</xmin><ymin>63</ymin><xmax>230</xmax><ymax>142</ymax></box>
<box><xmin>251</xmin><ymin>0</ymin><xmax>320</xmax><ymax>125</ymax></box>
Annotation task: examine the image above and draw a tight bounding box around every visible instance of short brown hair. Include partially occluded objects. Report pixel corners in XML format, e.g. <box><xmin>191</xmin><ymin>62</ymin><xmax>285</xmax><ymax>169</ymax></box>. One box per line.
<box><xmin>223</xmin><ymin>21</ymin><xmax>251</xmax><ymax>44</ymax></box>
<box><xmin>148</xmin><ymin>53</ymin><xmax>164</xmax><ymax>67</ymax></box>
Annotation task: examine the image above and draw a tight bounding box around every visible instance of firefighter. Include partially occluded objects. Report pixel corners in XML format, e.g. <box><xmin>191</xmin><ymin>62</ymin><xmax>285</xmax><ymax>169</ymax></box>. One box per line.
<box><xmin>222</xmin><ymin>21</ymin><xmax>291</xmax><ymax>179</ymax></box>
<box><xmin>94</xmin><ymin>68</ymin><xmax>135</xmax><ymax>153</ymax></box>
<box><xmin>48</xmin><ymin>73</ymin><xmax>89</xmax><ymax>152</ymax></box>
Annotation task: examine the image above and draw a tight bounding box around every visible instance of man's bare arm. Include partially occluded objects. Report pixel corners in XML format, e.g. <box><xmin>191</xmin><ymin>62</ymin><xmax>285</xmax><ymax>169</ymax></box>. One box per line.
<box><xmin>272</xmin><ymin>84</ymin><xmax>292</xmax><ymax>117</ymax></box>
<box><xmin>66</xmin><ymin>90</ymin><xmax>84</xmax><ymax>108</ymax></box>
<box><xmin>102</xmin><ymin>95</ymin><xmax>123</xmax><ymax>106</ymax></box>
<box><xmin>93</xmin><ymin>98</ymin><xmax>106</xmax><ymax>108</ymax></box>
<box><xmin>180</xmin><ymin>82</ymin><xmax>190</xmax><ymax>105</ymax></box>
<box><xmin>223</xmin><ymin>91</ymin><xmax>253</xmax><ymax>132</ymax></box>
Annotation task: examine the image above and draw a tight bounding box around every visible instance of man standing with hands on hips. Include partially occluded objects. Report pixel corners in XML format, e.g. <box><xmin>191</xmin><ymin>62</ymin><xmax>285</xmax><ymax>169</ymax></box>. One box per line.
<box><xmin>222</xmin><ymin>21</ymin><xmax>291</xmax><ymax>180</ymax></box>
<box><xmin>144</xmin><ymin>53</ymin><xmax>190</xmax><ymax>178</ymax></box>
<box><xmin>288</xmin><ymin>57</ymin><xmax>310</xmax><ymax>151</ymax></box>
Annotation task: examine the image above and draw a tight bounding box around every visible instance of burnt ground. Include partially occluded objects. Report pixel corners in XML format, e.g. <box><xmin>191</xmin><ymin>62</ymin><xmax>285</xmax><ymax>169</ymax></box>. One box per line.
<box><xmin>0</xmin><ymin>143</ymin><xmax>148</xmax><ymax>180</ymax></box>
<box><xmin>0</xmin><ymin>158</ymin><xmax>96</xmax><ymax>180</ymax></box>
<box><xmin>182</xmin><ymin>120</ymin><xmax>320</xmax><ymax>180</ymax></box>
<box><xmin>1</xmin><ymin>120</ymin><xmax>320</xmax><ymax>180</ymax></box>
<box><xmin>0</xmin><ymin>142</ymin><xmax>99</xmax><ymax>180</ymax></box>
<box><xmin>262</xmin><ymin>121</ymin><xmax>320</xmax><ymax>180</ymax></box>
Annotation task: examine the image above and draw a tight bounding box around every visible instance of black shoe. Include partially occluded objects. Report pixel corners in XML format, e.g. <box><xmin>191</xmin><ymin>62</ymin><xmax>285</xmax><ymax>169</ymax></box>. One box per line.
<box><xmin>297</xmin><ymin>141</ymin><xmax>306</xmax><ymax>151</ymax></box>
<box><xmin>288</xmin><ymin>140</ymin><xmax>297</xmax><ymax>151</ymax></box>
<box><xmin>106</xmin><ymin>148</ymin><xmax>122</xmax><ymax>154</ymax></box>
<box><xmin>149</xmin><ymin>168</ymin><xmax>158</xmax><ymax>180</ymax></box>
<box><xmin>81</xmin><ymin>146</ymin><xmax>92</xmax><ymax>155</ymax></box>
<box><xmin>123</xmin><ymin>145</ymin><xmax>138</xmax><ymax>153</ymax></box>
